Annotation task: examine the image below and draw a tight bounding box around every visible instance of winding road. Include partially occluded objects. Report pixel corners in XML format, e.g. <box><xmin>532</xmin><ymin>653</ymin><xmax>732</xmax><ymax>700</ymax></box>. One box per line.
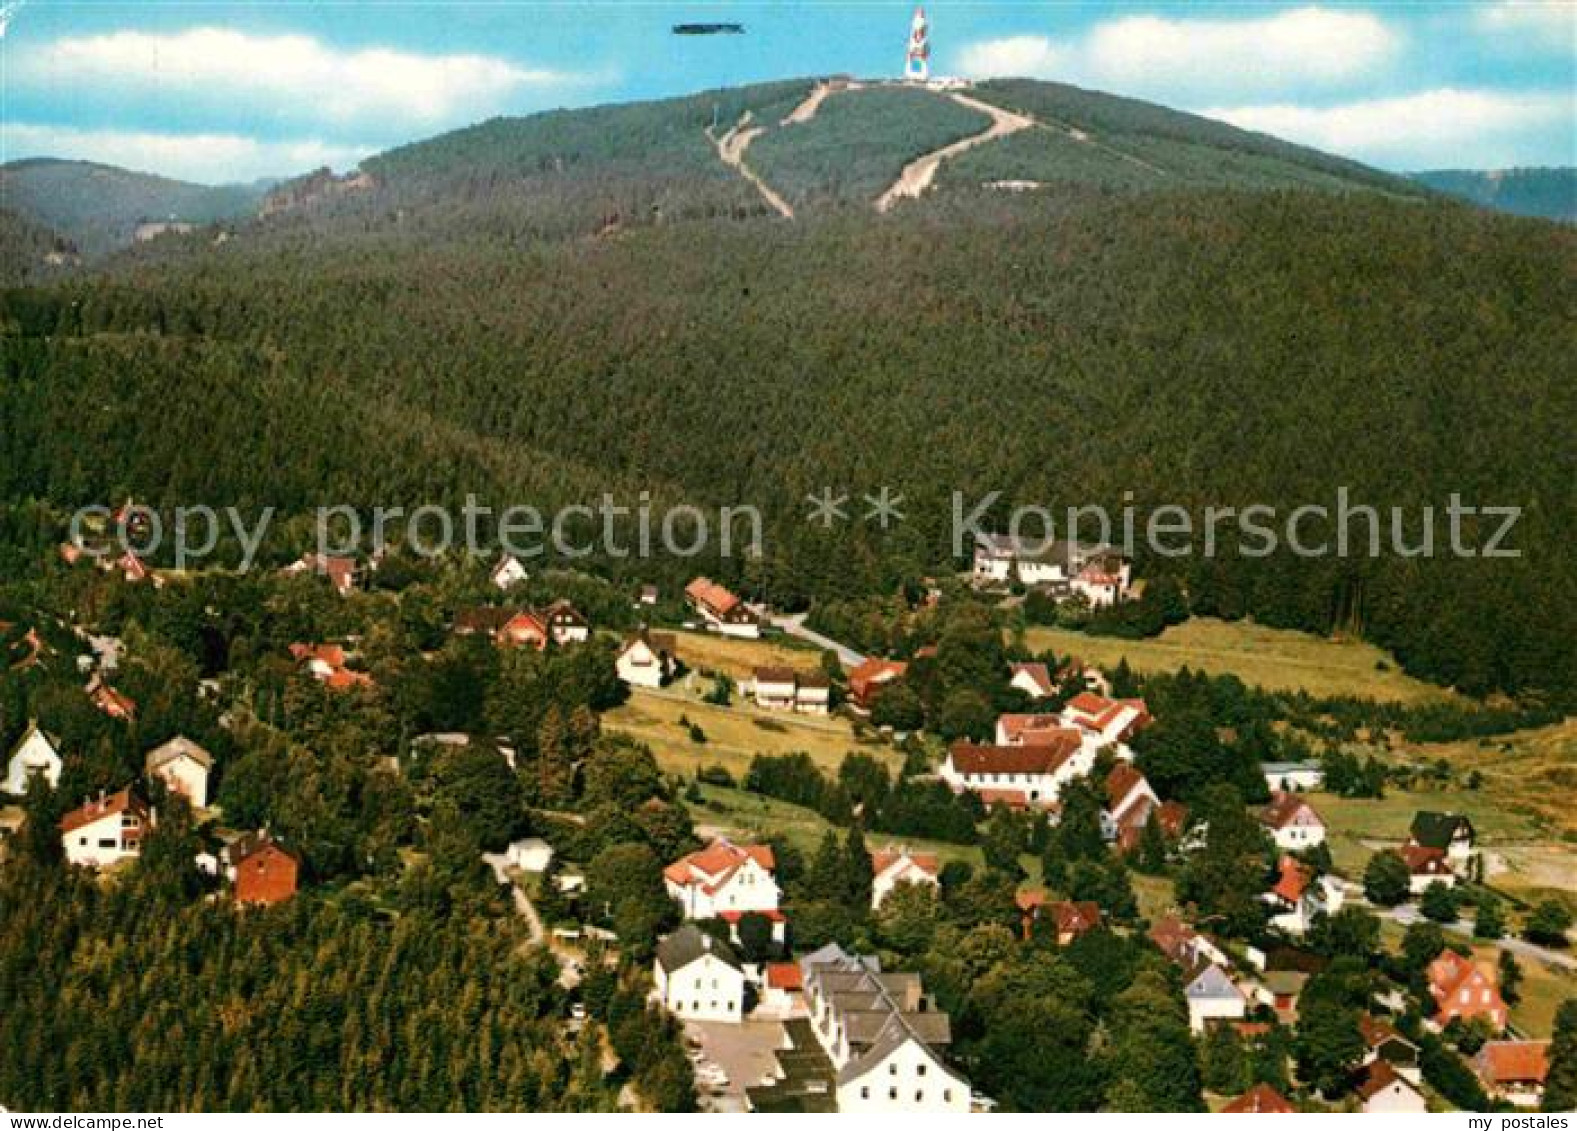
<box><xmin>875</xmin><ymin>91</ymin><xmax>1035</xmax><ymax>212</ymax></box>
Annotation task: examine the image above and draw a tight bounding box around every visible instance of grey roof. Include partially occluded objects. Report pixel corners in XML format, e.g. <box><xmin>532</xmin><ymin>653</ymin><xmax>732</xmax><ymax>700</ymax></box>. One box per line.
<box><xmin>1184</xmin><ymin>960</ymin><xmax>1242</xmax><ymax>1001</ymax></box>
<box><xmin>145</xmin><ymin>735</ymin><xmax>213</xmax><ymax>772</ymax></box>
<box><xmin>656</xmin><ymin>924</ymin><xmax>742</xmax><ymax>975</ymax></box>
<box><xmin>1261</xmin><ymin>761</ymin><xmax>1321</xmax><ymax>774</ymax></box>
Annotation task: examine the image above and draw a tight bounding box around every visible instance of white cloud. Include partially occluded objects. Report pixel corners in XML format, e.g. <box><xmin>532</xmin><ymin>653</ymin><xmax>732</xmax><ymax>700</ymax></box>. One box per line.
<box><xmin>1206</xmin><ymin>88</ymin><xmax>1574</xmax><ymax>169</ymax></box>
<box><xmin>959</xmin><ymin>6</ymin><xmax>1399</xmax><ymax>100</ymax></box>
<box><xmin>1</xmin><ymin>121</ymin><xmax>372</xmax><ymax>184</ymax></box>
<box><xmin>1475</xmin><ymin>0</ymin><xmax>1577</xmax><ymax>40</ymax></box>
<box><xmin>13</xmin><ymin>28</ymin><xmax>590</xmax><ymax>134</ymax></box>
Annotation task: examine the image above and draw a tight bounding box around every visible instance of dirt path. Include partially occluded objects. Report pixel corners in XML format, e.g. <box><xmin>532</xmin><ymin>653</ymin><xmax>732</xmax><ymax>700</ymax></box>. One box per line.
<box><xmin>875</xmin><ymin>90</ymin><xmax>1035</xmax><ymax>212</ymax></box>
<box><xmin>781</xmin><ymin>80</ymin><xmax>861</xmax><ymax>125</ymax></box>
<box><xmin>708</xmin><ymin>116</ymin><xmax>794</xmax><ymax>219</ymax></box>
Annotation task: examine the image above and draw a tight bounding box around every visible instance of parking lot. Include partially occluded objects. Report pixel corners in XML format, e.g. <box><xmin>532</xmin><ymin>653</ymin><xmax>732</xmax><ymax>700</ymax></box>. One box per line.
<box><xmin>684</xmin><ymin>1018</ymin><xmax>787</xmax><ymax>1113</ymax></box>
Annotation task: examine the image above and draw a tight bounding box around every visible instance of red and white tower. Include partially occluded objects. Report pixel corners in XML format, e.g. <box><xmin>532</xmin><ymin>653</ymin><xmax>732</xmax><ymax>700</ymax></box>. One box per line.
<box><xmin>905</xmin><ymin>6</ymin><xmax>930</xmax><ymax>82</ymax></box>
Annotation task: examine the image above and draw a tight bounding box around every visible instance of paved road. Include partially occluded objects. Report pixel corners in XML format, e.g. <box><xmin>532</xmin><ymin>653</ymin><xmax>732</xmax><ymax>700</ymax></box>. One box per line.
<box><xmin>764</xmin><ymin>612</ymin><xmax>866</xmax><ymax>670</ymax></box>
<box><xmin>1377</xmin><ymin>903</ymin><xmax>1576</xmax><ymax>971</ymax></box>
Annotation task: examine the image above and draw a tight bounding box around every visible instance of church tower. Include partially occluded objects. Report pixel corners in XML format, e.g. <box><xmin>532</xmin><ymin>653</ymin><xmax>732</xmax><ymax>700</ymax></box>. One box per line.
<box><xmin>905</xmin><ymin>6</ymin><xmax>930</xmax><ymax>82</ymax></box>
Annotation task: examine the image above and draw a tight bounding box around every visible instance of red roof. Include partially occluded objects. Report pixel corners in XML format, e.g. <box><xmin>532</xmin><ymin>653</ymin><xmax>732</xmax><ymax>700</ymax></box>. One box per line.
<box><xmin>765</xmin><ymin>962</ymin><xmax>803</xmax><ymax>991</ymax></box>
<box><xmin>1106</xmin><ymin>762</ymin><xmax>1148</xmax><ymax>810</ymax></box>
<box><xmin>1261</xmin><ymin>791</ymin><xmax>1324</xmax><ymax>831</ymax></box>
<box><xmin>997</xmin><ymin>714</ymin><xmax>1085</xmax><ymax>747</ymax></box>
<box><xmin>948</xmin><ymin>740</ymin><xmax>1079</xmax><ymax>776</ymax></box>
<box><xmin>685</xmin><ymin>577</ymin><xmax>742</xmax><ymax>617</ymax></box>
<box><xmin>60</xmin><ymin>788</ymin><xmax>149</xmax><ymax>835</ymax></box>
<box><xmin>1063</xmin><ymin>693</ymin><xmax>1150</xmax><ymax>737</ymax></box>
<box><xmin>1401</xmin><ymin>845</ymin><xmax>1452</xmax><ymax>875</ymax></box>
<box><xmin>1356</xmin><ymin>1059</ymin><xmax>1414</xmax><ymax>1102</ymax></box>
<box><xmin>870</xmin><ymin>846</ymin><xmax>939</xmax><ymax>878</ymax></box>
<box><xmin>1009</xmin><ymin>662</ymin><xmax>1055</xmax><ymax>696</ymax></box>
<box><xmin>1148</xmin><ymin>915</ymin><xmax>1198</xmax><ymax>963</ymax></box>
<box><xmin>1222</xmin><ymin>1084</ymin><xmax>1294</xmax><ymax>1114</ymax></box>
<box><xmin>1270</xmin><ymin>856</ymin><xmax>1311</xmax><ymax>904</ymax></box>
<box><xmin>1475</xmin><ymin>1041</ymin><xmax>1550</xmax><ymax>1086</ymax></box>
<box><xmin>1017</xmin><ymin>892</ymin><xmax>1101</xmax><ymax>936</ymax></box>
<box><xmin>664</xmin><ymin>838</ymin><xmax>775</xmax><ymax>893</ymax></box>
<box><xmin>848</xmin><ymin>658</ymin><xmax>908</xmax><ymax>703</ymax></box>
<box><xmin>976</xmin><ymin>788</ymin><xmax>1029</xmax><ymax>809</ymax></box>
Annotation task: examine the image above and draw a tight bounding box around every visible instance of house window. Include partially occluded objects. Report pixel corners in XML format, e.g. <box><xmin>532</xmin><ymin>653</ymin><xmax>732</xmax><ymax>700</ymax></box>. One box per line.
<box><xmin>889</xmin><ymin>1064</ymin><xmax>898</xmax><ymax>1076</ymax></box>
<box><xmin>915</xmin><ymin>1091</ymin><xmax>924</xmax><ymax>1102</ymax></box>
<box><xmin>944</xmin><ymin>1090</ymin><xmax>953</xmax><ymax>1103</ymax></box>
<box><xmin>888</xmin><ymin>1088</ymin><xmax>898</xmax><ymax>1101</ymax></box>
<box><xmin>917</xmin><ymin>1065</ymin><xmax>927</xmax><ymax>1077</ymax></box>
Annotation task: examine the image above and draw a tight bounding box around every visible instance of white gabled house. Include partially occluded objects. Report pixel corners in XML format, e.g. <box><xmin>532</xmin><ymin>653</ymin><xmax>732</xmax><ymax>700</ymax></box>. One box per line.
<box><xmin>654</xmin><ymin>925</ymin><xmax>747</xmax><ymax>1024</ymax></box>
<box><xmin>615</xmin><ymin>630</ymin><xmax>677</xmax><ymax>689</ymax></box>
<box><xmin>664</xmin><ymin>838</ymin><xmax>781</xmax><ymax>921</ymax></box>
<box><xmin>685</xmin><ymin>577</ymin><xmax>760</xmax><ymax>638</ymax></box>
<box><xmin>144</xmin><ymin>736</ymin><xmax>213</xmax><ymax>809</ymax></box>
<box><xmin>750</xmin><ymin>668</ymin><xmax>830</xmax><ymax>716</ymax></box>
<box><xmin>1008</xmin><ymin>662</ymin><xmax>1055</xmax><ymax>700</ymax></box>
<box><xmin>941</xmin><ymin>734</ymin><xmax>1091</xmax><ymax>811</ymax></box>
<box><xmin>4</xmin><ymin>721</ymin><xmax>63</xmax><ymax>796</ymax></box>
<box><xmin>1102</xmin><ymin>762</ymin><xmax>1160</xmax><ymax>841</ymax></box>
<box><xmin>870</xmin><ymin>846</ymin><xmax>940</xmax><ymax>909</ymax></box>
<box><xmin>1259</xmin><ymin>792</ymin><xmax>1327</xmax><ymax>851</ymax></box>
<box><xmin>1058</xmin><ymin>692</ymin><xmax>1150</xmax><ymax>752</ymax></box>
<box><xmin>60</xmin><ymin>788</ymin><xmax>150</xmax><ymax>868</ymax></box>
<box><xmin>1182</xmin><ymin>959</ymin><xmax>1249</xmax><ymax>1033</ymax></box>
<box><xmin>490</xmin><ymin>554</ymin><xmax>529</xmax><ymax>591</ymax></box>
<box><xmin>1263</xmin><ymin>856</ymin><xmax>1344</xmax><ymax>936</ymax></box>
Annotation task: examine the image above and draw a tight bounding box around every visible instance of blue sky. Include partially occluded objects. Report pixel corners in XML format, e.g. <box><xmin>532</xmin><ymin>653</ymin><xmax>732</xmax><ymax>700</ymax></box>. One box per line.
<box><xmin>1</xmin><ymin>1</ymin><xmax>1572</xmax><ymax>182</ymax></box>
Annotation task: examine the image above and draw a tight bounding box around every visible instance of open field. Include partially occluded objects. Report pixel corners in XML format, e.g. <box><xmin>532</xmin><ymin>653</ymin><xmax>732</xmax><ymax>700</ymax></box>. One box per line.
<box><xmin>605</xmin><ymin>684</ymin><xmax>895</xmax><ymax>781</ymax></box>
<box><xmin>1403</xmin><ymin>718</ymin><xmax>1577</xmax><ymax>841</ymax></box>
<box><xmin>668</xmin><ymin>628</ymin><xmax>824</xmax><ymax>681</ymax></box>
<box><xmin>1021</xmin><ymin>617</ymin><xmax>1457</xmax><ymax>704</ymax></box>
<box><xmin>689</xmin><ymin>783</ymin><xmax>985</xmax><ymax>870</ymax></box>
<box><xmin>1467</xmin><ymin>942</ymin><xmax>1573</xmax><ymax>1039</ymax></box>
<box><xmin>1313</xmin><ymin>790</ymin><xmax>1549</xmax><ymax>876</ymax></box>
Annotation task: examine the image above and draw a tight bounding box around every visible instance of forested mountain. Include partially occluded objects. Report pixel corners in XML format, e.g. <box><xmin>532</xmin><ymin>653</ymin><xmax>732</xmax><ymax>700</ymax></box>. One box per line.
<box><xmin>1409</xmin><ymin>167</ymin><xmax>1575</xmax><ymax>223</ymax></box>
<box><xmin>0</xmin><ymin>208</ymin><xmax>78</xmax><ymax>287</ymax></box>
<box><xmin>0</xmin><ymin>79</ymin><xmax>1572</xmax><ymax>706</ymax></box>
<box><xmin>0</xmin><ymin>159</ymin><xmax>268</xmax><ymax>258</ymax></box>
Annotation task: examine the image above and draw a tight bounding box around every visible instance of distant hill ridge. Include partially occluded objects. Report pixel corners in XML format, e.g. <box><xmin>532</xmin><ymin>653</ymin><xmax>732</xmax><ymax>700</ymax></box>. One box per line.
<box><xmin>1408</xmin><ymin>167</ymin><xmax>1575</xmax><ymax>222</ymax></box>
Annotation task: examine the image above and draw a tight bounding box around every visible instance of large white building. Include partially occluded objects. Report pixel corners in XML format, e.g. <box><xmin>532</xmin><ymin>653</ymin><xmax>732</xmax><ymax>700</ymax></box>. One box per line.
<box><xmin>800</xmin><ymin>944</ymin><xmax>969</xmax><ymax>1113</ymax></box>
<box><xmin>4</xmin><ymin>722</ymin><xmax>63</xmax><ymax>796</ymax></box>
<box><xmin>144</xmin><ymin>736</ymin><xmax>213</xmax><ymax>809</ymax></box>
<box><xmin>663</xmin><ymin>838</ymin><xmax>782</xmax><ymax>920</ymax></box>
<box><xmin>653</xmin><ymin>925</ymin><xmax>747</xmax><ymax>1024</ymax></box>
<box><xmin>940</xmin><ymin>736</ymin><xmax>1090</xmax><ymax>810</ymax></box>
<box><xmin>60</xmin><ymin>788</ymin><xmax>150</xmax><ymax>868</ymax></box>
<box><xmin>971</xmin><ymin>534</ymin><xmax>1131</xmax><ymax>605</ymax></box>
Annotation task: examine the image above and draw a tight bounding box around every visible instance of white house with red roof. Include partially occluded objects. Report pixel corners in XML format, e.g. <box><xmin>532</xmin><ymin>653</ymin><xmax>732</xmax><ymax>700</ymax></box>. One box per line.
<box><xmin>1259</xmin><ymin>791</ymin><xmax>1327</xmax><ymax>851</ymax></box>
<box><xmin>282</xmin><ymin>553</ymin><xmax>357</xmax><ymax>595</ymax></box>
<box><xmin>490</xmin><ymin>554</ymin><xmax>528</xmax><ymax>591</ymax></box>
<box><xmin>685</xmin><ymin>577</ymin><xmax>759</xmax><ymax>638</ymax></box>
<box><xmin>1262</xmin><ymin>856</ymin><xmax>1344</xmax><ymax>935</ymax></box>
<box><xmin>870</xmin><ymin>846</ymin><xmax>939</xmax><ymax>909</ymax></box>
<box><xmin>1401</xmin><ymin>845</ymin><xmax>1457</xmax><ymax>894</ymax></box>
<box><xmin>1058</xmin><ymin>692</ymin><xmax>1150</xmax><ymax>751</ymax></box>
<box><xmin>940</xmin><ymin>737</ymin><xmax>1090</xmax><ymax>810</ymax></box>
<box><xmin>60</xmin><ymin>788</ymin><xmax>150</xmax><ymax>868</ymax></box>
<box><xmin>1102</xmin><ymin>763</ymin><xmax>1160</xmax><ymax>841</ymax></box>
<box><xmin>664</xmin><ymin>837</ymin><xmax>781</xmax><ymax>921</ymax></box>
<box><xmin>1008</xmin><ymin>662</ymin><xmax>1055</xmax><ymax>700</ymax></box>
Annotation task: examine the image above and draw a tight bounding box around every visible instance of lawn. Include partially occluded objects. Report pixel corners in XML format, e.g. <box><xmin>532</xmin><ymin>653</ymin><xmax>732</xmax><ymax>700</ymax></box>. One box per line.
<box><xmin>1311</xmin><ymin>789</ymin><xmax>1548</xmax><ymax>878</ymax></box>
<box><xmin>1402</xmin><ymin>719</ymin><xmax>1577</xmax><ymax>841</ymax></box>
<box><xmin>1020</xmin><ymin>617</ymin><xmax>1456</xmax><ymax>705</ymax></box>
<box><xmin>604</xmin><ymin>684</ymin><xmax>895</xmax><ymax>782</ymax></box>
<box><xmin>688</xmin><ymin>783</ymin><xmax>984</xmax><ymax>870</ymax></box>
<box><xmin>667</xmin><ymin>628</ymin><xmax>824</xmax><ymax>682</ymax></box>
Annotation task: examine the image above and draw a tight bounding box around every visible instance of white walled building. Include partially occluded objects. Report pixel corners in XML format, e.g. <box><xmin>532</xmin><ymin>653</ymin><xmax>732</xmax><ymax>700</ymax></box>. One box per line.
<box><xmin>4</xmin><ymin>722</ymin><xmax>63</xmax><ymax>795</ymax></box>
<box><xmin>940</xmin><ymin>736</ymin><xmax>1090</xmax><ymax>810</ymax></box>
<box><xmin>870</xmin><ymin>847</ymin><xmax>940</xmax><ymax>909</ymax></box>
<box><xmin>654</xmin><ymin>925</ymin><xmax>747</xmax><ymax>1024</ymax></box>
<box><xmin>1260</xmin><ymin>792</ymin><xmax>1327</xmax><ymax>851</ymax></box>
<box><xmin>144</xmin><ymin>736</ymin><xmax>213</xmax><ymax>809</ymax></box>
<box><xmin>664</xmin><ymin>838</ymin><xmax>782</xmax><ymax>920</ymax></box>
<box><xmin>615</xmin><ymin>630</ymin><xmax>677</xmax><ymax>689</ymax></box>
<box><xmin>60</xmin><ymin>788</ymin><xmax>150</xmax><ymax>869</ymax></box>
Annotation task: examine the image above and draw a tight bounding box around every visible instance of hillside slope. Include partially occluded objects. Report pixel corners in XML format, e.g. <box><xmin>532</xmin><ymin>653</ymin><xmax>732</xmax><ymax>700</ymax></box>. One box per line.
<box><xmin>1409</xmin><ymin>167</ymin><xmax>1575</xmax><ymax>222</ymax></box>
<box><xmin>0</xmin><ymin>159</ymin><xmax>267</xmax><ymax>258</ymax></box>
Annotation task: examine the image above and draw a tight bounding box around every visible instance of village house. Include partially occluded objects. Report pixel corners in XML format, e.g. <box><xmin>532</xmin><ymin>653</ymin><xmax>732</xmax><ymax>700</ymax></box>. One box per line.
<box><xmin>685</xmin><ymin>577</ymin><xmax>760</xmax><ymax>638</ymax></box>
<box><xmin>1221</xmin><ymin>1084</ymin><xmax>1295</xmax><ymax>1114</ymax></box>
<box><xmin>1401</xmin><ymin>845</ymin><xmax>1457</xmax><ymax>894</ymax></box>
<box><xmin>1259</xmin><ymin>791</ymin><xmax>1327</xmax><ymax>851</ymax></box>
<box><xmin>1260</xmin><ymin>760</ymin><xmax>1325</xmax><ymax>793</ymax></box>
<box><xmin>1007</xmin><ymin>662</ymin><xmax>1055</xmax><ymax>700</ymax></box>
<box><xmin>282</xmin><ymin>553</ymin><xmax>357</xmax><ymax>595</ymax></box>
<box><xmin>758</xmin><ymin>961</ymin><xmax>806</xmax><ymax>1017</ymax></box>
<box><xmin>800</xmin><ymin>943</ymin><xmax>969</xmax><ymax>1113</ymax></box>
<box><xmin>869</xmin><ymin>846</ymin><xmax>939</xmax><ymax>909</ymax></box>
<box><xmin>1355</xmin><ymin>1060</ymin><xmax>1427</xmax><ymax>1114</ymax></box>
<box><xmin>3</xmin><ymin>721</ymin><xmax>63</xmax><ymax>796</ymax></box>
<box><xmin>504</xmin><ymin>836</ymin><xmax>554</xmax><ymax>873</ymax></box>
<box><xmin>289</xmin><ymin>643</ymin><xmax>372</xmax><ymax>691</ymax></box>
<box><xmin>144</xmin><ymin>736</ymin><xmax>213</xmax><ymax>809</ymax></box>
<box><xmin>1426</xmin><ymin>949</ymin><xmax>1508</xmax><ymax>1031</ymax></box>
<box><xmin>226</xmin><ymin>832</ymin><xmax>300</xmax><ymax>905</ymax></box>
<box><xmin>85</xmin><ymin>675</ymin><xmax>137</xmax><ymax>720</ymax></box>
<box><xmin>653</xmin><ymin>924</ymin><xmax>747</xmax><ymax>1024</ymax></box>
<box><xmin>541</xmin><ymin>599</ymin><xmax>590</xmax><ymax>645</ymax></box>
<box><xmin>636</xmin><ymin>583</ymin><xmax>659</xmax><ymax>606</ymax></box>
<box><xmin>750</xmin><ymin>668</ymin><xmax>831</xmax><ymax>716</ymax></box>
<box><xmin>1473</xmin><ymin>1041</ymin><xmax>1550</xmax><ymax>1107</ymax></box>
<box><xmin>971</xmin><ymin>534</ymin><xmax>1129</xmax><ymax>604</ymax></box>
<box><xmin>1015</xmin><ymin>892</ymin><xmax>1101</xmax><ymax>944</ymax></box>
<box><xmin>1359</xmin><ymin>1014</ymin><xmax>1421</xmax><ymax>1084</ymax></box>
<box><xmin>1181</xmin><ymin>959</ymin><xmax>1249</xmax><ymax>1033</ymax></box>
<box><xmin>1102</xmin><ymin>763</ymin><xmax>1160</xmax><ymax>842</ymax></box>
<box><xmin>60</xmin><ymin>788</ymin><xmax>150</xmax><ymax>868</ymax></box>
<box><xmin>1408</xmin><ymin>812</ymin><xmax>1476</xmax><ymax>873</ymax></box>
<box><xmin>847</xmin><ymin>658</ymin><xmax>907</xmax><ymax>712</ymax></box>
<box><xmin>1058</xmin><ymin>691</ymin><xmax>1150</xmax><ymax>751</ymax></box>
<box><xmin>1148</xmin><ymin>915</ymin><xmax>1231</xmax><ymax>970</ymax></box>
<box><xmin>615</xmin><ymin>630</ymin><xmax>677</xmax><ymax>688</ymax></box>
<box><xmin>664</xmin><ymin>838</ymin><xmax>782</xmax><ymax>921</ymax></box>
<box><xmin>940</xmin><ymin>738</ymin><xmax>1087</xmax><ymax>811</ymax></box>
<box><xmin>490</xmin><ymin>554</ymin><xmax>528</xmax><ymax>591</ymax></box>
<box><xmin>1262</xmin><ymin>856</ymin><xmax>1344</xmax><ymax>936</ymax></box>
